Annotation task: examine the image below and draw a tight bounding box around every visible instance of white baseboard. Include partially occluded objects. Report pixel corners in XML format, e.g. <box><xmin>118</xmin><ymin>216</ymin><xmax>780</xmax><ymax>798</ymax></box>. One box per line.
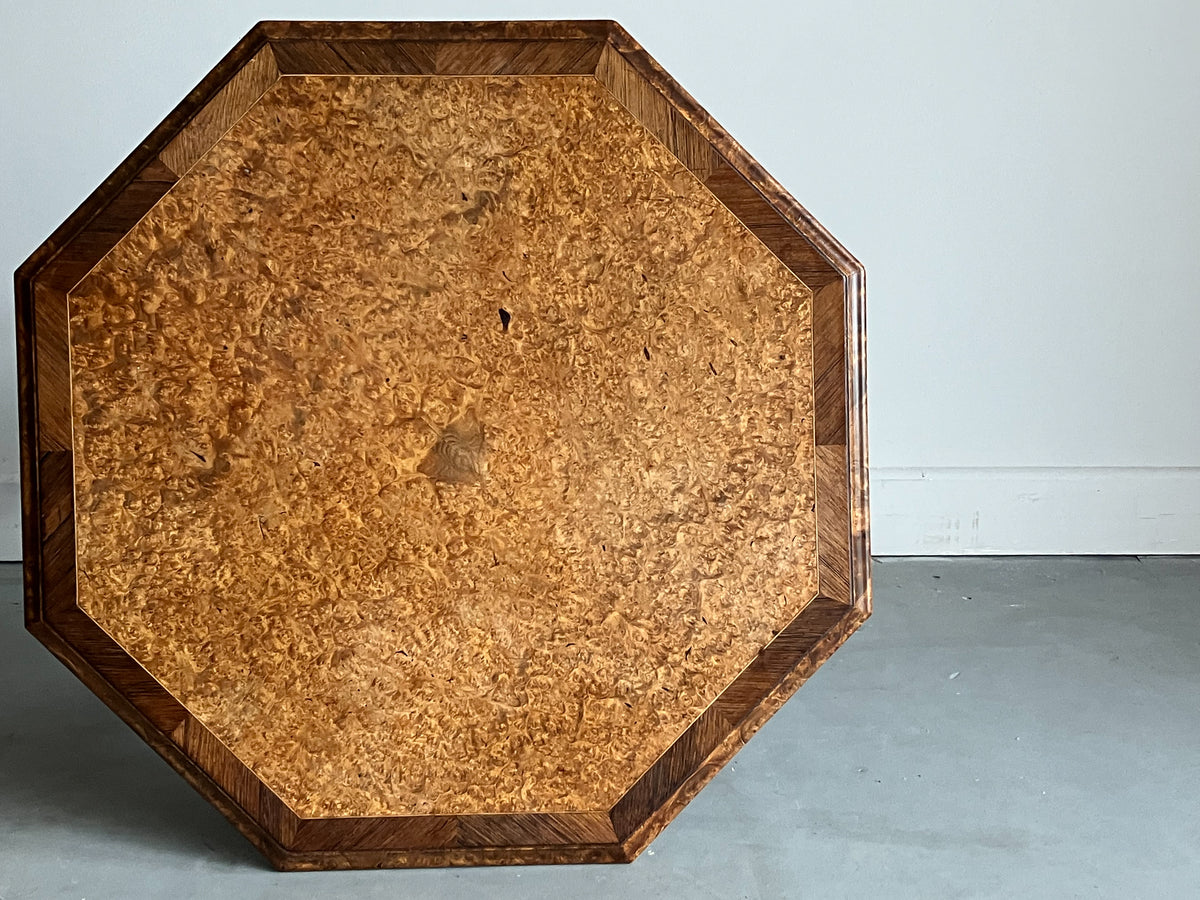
<box><xmin>0</xmin><ymin>480</ymin><xmax>21</xmax><ymax>562</ymax></box>
<box><xmin>871</xmin><ymin>466</ymin><xmax>1200</xmax><ymax>555</ymax></box>
<box><xmin>3</xmin><ymin>467</ymin><xmax>1197</xmax><ymax>562</ymax></box>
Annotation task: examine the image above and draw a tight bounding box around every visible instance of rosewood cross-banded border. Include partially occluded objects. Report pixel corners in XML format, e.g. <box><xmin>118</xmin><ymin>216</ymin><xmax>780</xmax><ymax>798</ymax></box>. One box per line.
<box><xmin>16</xmin><ymin>20</ymin><xmax>869</xmax><ymax>870</ymax></box>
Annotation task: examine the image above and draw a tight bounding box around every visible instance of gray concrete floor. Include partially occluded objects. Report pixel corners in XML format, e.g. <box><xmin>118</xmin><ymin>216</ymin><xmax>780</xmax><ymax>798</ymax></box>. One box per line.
<box><xmin>1</xmin><ymin>557</ymin><xmax>1198</xmax><ymax>899</ymax></box>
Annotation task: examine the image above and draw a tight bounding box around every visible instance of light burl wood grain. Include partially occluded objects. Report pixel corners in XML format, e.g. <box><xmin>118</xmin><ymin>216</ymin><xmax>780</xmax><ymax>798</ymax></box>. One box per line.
<box><xmin>69</xmin><ymin>75</ymin><xmax>819</xmax><ymax>819</ymax></box>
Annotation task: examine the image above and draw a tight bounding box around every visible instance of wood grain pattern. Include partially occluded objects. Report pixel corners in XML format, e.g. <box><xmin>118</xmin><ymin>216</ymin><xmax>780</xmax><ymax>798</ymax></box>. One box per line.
<box><xmin>435</xmin><ymin>39</ymin><xmax>603</xmax><ymax>75</ymax></box>
<box><xmin>256</xmin><ymin>781</ymin><xmax>299</xmax><ymax>848</ymax></box>
<box><xmin>845</xmin><ymin>267</ymin><xmax>871</xmax><ymax>613</ymax></box>
<box><xmin>169</xmin><ymin>716</ymin><xmax>299</xmax><ymax>846</ymax></box>
<box><xmin>37</xmin><ymin>450</ymin><xmax>73</xmax><ymax>551</ymax></box>
<box><xmin>257</xmin><ymin>21</ymin><xmax>618</xmax><ymax>42</ymax></box>
<box><xmin>702</xmin><ymin>164</ymin><xmax>840</xmax><ymax>289</ymax></box>
<box><xmin>15</xmin><ymin>270</ymin><xmax>40</xmax><ymax>626</ymax></box>
<box><xmin>610</xmin><ymin>704</ymin><xmax>734</xmax><ymax>840</ymax></box>
<box><xmin>14</xmin><ymin>22</ymin><xmax>308</xmax><ymax>870</ymax></box>
<box><xmin>266</xmin><ymin>841</ymin><xmax>629</xmax><ymax>871</ymax></box>
<box><xmin>51</xmin><ymin>608</ymin><xmax>185</xmax><ymax>733</ymax></box>
<box><xmin>610</xmin><ymin>596</ymin><xmax>853</xmax><ymax>840</ymax></box>
<box><xmin>38</xmin><ymin>468</ymin><xmax>75</xmax><ymax>617</ymax></box>
<box><xmin>618</xmin><ymin>601</ymin><xmax>867</xmax><ymax>861</ymax></box>
<box><xmin>32</xmin><ymin>285</ymin><xmax>71</xmax><ymax>451</ymax></box>
<box><xmin>815</xmin><ymin>446</ymin><xmax>852</xmax><ymax>604</ymax></box>
<box><xmin>160</xmin><ymin>46</ymin><xmax>279</xmax><ymax>177</ymax></box>
<box><xmin>270</xmin><ymin>39</ymin><xmax>359</xmax><ymax>75</ymax></box>
<box><xmin>290</xmin><ymin>809</ymin><xmax>616</xmax><ymax>854</ymax></box>
<box><xmin>292</xmin><ymin>815</ymin><xmax>458</xmax><ymax>853</ymax></box>
<box><xmin>25</xmin><ymin>617</ymin><xmax>298</xmax><ymax>860</ymax></box>
<box><xmin>596</xmin><ymin>43</ymin><xmax>719</xmax><ymax>181</ymax></box>
<box><xmin>603</xmin><ymin>23</ymin><xmax>863</xmax><ymax>286</ymax></box>
<box><xmin>271</xmin><ymin>39</ymin><xmax>603</xmax><ymax>76</ymax></box>
<box><xmin>68</xmin><ymin>74</ymin><xmax>819</xmax><ymax>820</ymax></box>
<box><xmin>35</xmin><ymin>174</ymin><xmax>179</xmax><ymax>293</ymax></box>
<box><xmin>600</xmin><ymin>21</ymin><xmax>871</xmax><ymax>611</ymax></box>
<box><xmin>18</xmin><ymin>27</ymin><xmax>268</xmax><ymax>294</ymax></box>
<box><xmin>813</xmin><ymin>279</ymin><xmax>848</xmax><ymax>445</ymax></box>
<box><xmin>175</xmin><ymin>716</ymin><xmax>265</xmax><ymax>816</ymax></box>
<box><xmin>15</xmin><ymin>19</ymin><xmax>869</xmax><ymax>869</ymax></box>
<box><xmin>279</xmin><ymin>40</ymin><xmax>425</xmax><ymax>75</ymax></box>
<box><xmin>711</xmin><ymin>596</ymin><xmax>853</xmax><ymax>718</ymax></box>
<box><xmin>456</xmin><ymin>812</ymin><xmax>618</xmax><ymax>848</ymax></box>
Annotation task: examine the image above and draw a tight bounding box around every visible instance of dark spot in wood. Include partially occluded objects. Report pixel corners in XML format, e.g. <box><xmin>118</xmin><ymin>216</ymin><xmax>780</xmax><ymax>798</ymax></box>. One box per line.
<box><xmin>282</xmin><ymin>294</ymin><xmax>304</xmax><ymax>319</ymax></box>
<box><xmin>460</xmin><ymin>333</ymin><xmax>469</xmax><ymax>341</ymax></box>
<box><xmin>643</xmin><ymin>346</ymin><xmax>651</xmax><ymax>360</ymax></box>
<box><xmin>461</xmin><ymin>191</ymin><xmax>469</xmax><ymax>201</ymax></box>
<box><xmin>502</xmin><ymin>270</ymin><xmax>513</xmax><ymax>282</ymax></box>
<box><xmin>708</xmin><ymin>362</ymin><xmax>718</xmax><ymax>376</ymax></box>
<box><xmin>499</xmin><ymin>308</ymin><xmax>512</xmax><ymax>332</ymax></box>
<box><xmin>444</xmin><ymin>190</ymin><xmax>498</xmax><ymax>225</ymax></box>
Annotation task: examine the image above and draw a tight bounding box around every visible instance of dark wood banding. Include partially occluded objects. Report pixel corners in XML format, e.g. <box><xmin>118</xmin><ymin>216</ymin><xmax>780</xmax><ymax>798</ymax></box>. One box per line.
<box><xmin>15</xmin><ymin>19</ymin><xmax>869</xmax><ymax>869</ymax></box>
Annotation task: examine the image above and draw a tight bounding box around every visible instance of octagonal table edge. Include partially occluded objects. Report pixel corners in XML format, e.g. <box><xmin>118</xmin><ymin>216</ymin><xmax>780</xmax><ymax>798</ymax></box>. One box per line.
<box><xmin>14</xmin><ymin>18</ymin><xmax>871</xmax><ymax>870</ymax></box>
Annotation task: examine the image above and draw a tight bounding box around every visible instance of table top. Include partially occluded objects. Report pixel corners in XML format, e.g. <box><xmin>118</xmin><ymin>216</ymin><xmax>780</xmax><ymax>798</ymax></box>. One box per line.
<box><xmin>18</xmin><ymin>21</ymin><xmax>869</xmax><ymax>867</ymax></box>
<box><xmin>69</xmin><ymin>74</ymin><xmax>819</xmax><ymax>819</ymax></box>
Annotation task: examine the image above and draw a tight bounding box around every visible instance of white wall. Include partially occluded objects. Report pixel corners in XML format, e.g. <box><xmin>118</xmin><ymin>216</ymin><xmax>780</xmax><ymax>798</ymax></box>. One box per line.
<box><xmin>2</xmin><ymin>0</ymin><xmax>1198</xmax><ymax>558</ymax></box>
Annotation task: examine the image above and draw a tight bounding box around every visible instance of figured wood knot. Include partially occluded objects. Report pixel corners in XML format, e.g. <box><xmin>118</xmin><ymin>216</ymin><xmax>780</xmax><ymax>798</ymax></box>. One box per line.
<box><xmin>418</xmin><ymin>408</ymin><xmax>486</xmax><ymax>483</ymax></box>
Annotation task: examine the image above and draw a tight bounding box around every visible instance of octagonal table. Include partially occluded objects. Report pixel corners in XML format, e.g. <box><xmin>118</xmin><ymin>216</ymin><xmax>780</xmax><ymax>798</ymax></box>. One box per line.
<box><xmin>15</xmin><ymin>20</ymin><xmax>870</xmax><ymax>870</ymax></box>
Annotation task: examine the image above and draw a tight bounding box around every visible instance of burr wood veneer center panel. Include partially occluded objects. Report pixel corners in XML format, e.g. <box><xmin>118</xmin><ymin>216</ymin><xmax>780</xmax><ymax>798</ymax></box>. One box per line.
<box><xmin>68</xmin><ymin>75</ymin><xmax>817</xmax><ymax>817</ymax></box>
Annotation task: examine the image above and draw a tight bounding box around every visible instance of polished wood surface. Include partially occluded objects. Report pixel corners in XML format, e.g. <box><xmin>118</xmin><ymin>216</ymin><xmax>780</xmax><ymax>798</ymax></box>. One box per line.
<box><xmin>159</xmin><ymin>46</ymin><xmax>280</xmax><ymax>177</ymax></box>
<box><xmin>70</xmin><ymin>73</ymin><xmax>820</xmax><ymax>819</ymax></box>
<box><xmin>15</xmin><ymin>19</ymin><xmax>869</xmax><ymax>869</ymax></box>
